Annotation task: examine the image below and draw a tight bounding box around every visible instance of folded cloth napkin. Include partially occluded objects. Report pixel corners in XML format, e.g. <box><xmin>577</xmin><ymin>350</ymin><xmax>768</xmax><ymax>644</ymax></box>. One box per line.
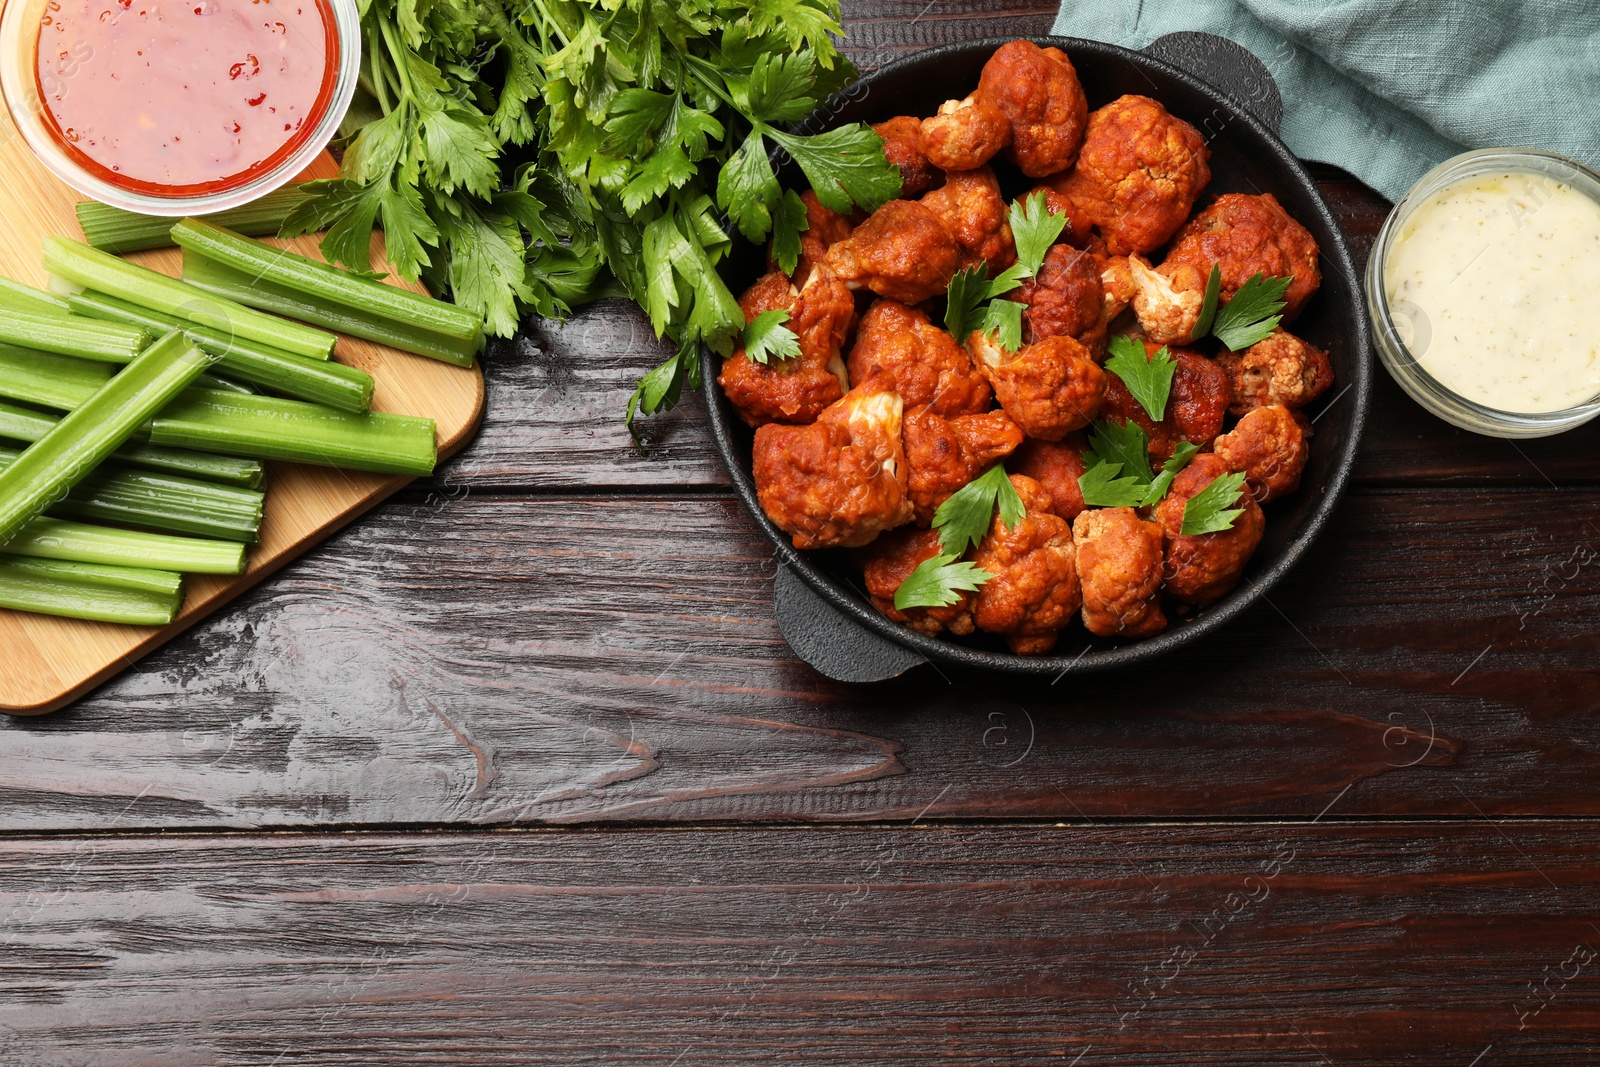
<box><xmin>1052</xmin><ymin>0</ymin><xmax>1600</xmax><ymax>200</ymax></box>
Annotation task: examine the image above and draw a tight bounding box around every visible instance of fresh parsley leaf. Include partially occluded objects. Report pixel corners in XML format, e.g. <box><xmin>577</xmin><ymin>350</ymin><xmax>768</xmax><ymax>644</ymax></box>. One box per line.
<box><xmin>1104</xmin><ymin>337</ymin><xmax>1177</xmax><ymax>423</ymax></box>
<box><xmin>893</xmin><ymin>553</ymin><xmax>995</xmax><ymax>610</ymax></box>
<box><xmin>1212</xmin><ymin>272</ymin><xmax>1292</xmax><ymax>350</ymax></box>
<box><xmin>769</xmin><ymin>124</ymin><xmax>903</xmax><ymax>216</ymax></box>
<box><xmin>771</xmin><ymin>189</ymin><xmax>809</xmax><ymax>277</ymax></box>
<box><xmin>945</xmin><ymin>264</ymin><xmax>1027</xmax><ymax>340</ymax></box>
<box><xmin>1008</xmin><ymin>189</ymin><xmax>1069</xmax><ymax>278</ymax></box>
<box><xmin>933</xmin><ymin>464</ymin><xmax>1025</xmax><ymax>555</ymax></box>
<box><xmin>977</xmin><ymin>298</ymin><xmax>1024</xmax><ymax>353</ymax></box>
<box><xmin>1180</xmin><ymin>470</ymin><xmax>1249</xmax><ymax>536</ymax></box>
<box><xmin>1077</xmin><ymin>460</ymin><xmax>1148</xmax><ymax>508</ymax></box>
<box><xmin>716</xmin><ymin>131</ymin><xmax>781</xmax><ymax>243</ymax></box>
<box><xmin>1139</xmin><ymin>441</ymin><xmax>1200</xmax><ymax>507</ymax></box>
<box><xmin>1192</xmin><ymin>262</ymin><xmax>1223</xmax><ymax>339</ymax></box>
<box><xmin>743</xmin><ymin>309</ymin><xmax>800</xmax><ymax>364</ymax></box>
<box><xmin>739</xmin><ymin>51</ymin><xmax>819</xmax><ymax>124</ymax></box>
<box><xmin>1083</xmin><ymin>420</ymin><xmax>1154</xmax><ymax>485</ymax></box>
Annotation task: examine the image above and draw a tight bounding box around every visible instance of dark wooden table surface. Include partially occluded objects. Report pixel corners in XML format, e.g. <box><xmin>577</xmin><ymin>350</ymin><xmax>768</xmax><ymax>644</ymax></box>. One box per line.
<box><xmin>6</xmin><ymin>4</ymin><xmax>1600</xmax><ymax>1064</ymax></box>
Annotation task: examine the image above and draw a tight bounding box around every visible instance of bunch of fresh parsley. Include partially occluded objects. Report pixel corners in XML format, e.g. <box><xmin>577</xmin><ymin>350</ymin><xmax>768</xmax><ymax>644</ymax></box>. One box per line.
<box><xmin>283</xmin><ymin>0</ymin><xmax>902</xmax><ymax>428</ymax></box>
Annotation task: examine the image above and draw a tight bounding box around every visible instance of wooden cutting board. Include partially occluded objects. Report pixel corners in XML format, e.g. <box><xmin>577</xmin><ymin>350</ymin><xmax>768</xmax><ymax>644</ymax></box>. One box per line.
<box><xmin>0</xmin><ymin>130</ymin><xmax>486</xmax><ymax>715</ymax></box>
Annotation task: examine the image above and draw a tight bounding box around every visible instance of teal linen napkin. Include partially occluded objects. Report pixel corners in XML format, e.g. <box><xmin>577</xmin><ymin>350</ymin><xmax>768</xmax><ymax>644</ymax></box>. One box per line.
<box><xmin>1052</xmin><ymin>0</ymin><xmax>1600</xmax><ymax>200</ymax></box>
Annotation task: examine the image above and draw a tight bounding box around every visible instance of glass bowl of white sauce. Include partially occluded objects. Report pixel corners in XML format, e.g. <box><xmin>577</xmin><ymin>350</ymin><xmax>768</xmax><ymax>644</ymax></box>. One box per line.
<box><xmin>1367</xmin><ymin>148</ymin><xmax>1600</xmax><ymax>438</ymax></box>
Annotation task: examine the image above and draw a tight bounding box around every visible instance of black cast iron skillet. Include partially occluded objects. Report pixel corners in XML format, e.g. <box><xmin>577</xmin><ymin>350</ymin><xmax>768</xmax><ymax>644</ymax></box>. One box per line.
<box><xmin>703</xmin><ymin>33</ymin><xmax>1371</xmax><ymax>682</ymax></box>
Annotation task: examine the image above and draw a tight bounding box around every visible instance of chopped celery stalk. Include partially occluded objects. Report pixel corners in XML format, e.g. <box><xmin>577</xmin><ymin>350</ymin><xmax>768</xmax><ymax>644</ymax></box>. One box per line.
<box><xmin>181</xmin><ymin>251</ymin><xmax>478</xmax><ymax>368</ymax></box>
<box><xmin>5</xmin><ymin>517</ymin><xmax>247</xmax><ymax>573</ymax></box>
<box><xmin>0</xmin><ymin>277</ymin><xmax>71</xmax><ymax>317</ymax></box>
<box><xmin>0</xmin><ymin>557</ymin><xmax>180</xmax><ymax>625</ymax></box>
<box><xmin>150</xmin><ymin>388</ymin><xmax>437</xmax><ymax>477</ymax></box>
<box><xmin>0</xmin><ymin>553</ymin><xmax>183</xmax><ymax>597</ymax></box>
<box><xmin>0</xmin><ymin>399</ymin><xmax>264</xmax><ymax>488</ymax></box>
<box><xmin>0</xmin><ymin>331</ymin><xmax>212</xmax><ymax>547</ymax></box>
<box><xmin>75</xmin><ymin>186</ymin><xmax>310</xmax><ymax>254</ymax></box>
<box><xmin>0</xmin><ymin>343</ymin><xmax>114</xmax><ymax>409</ymax></box>
<box><xmin>0</xmin><ymin>307</ymin><xmax>151</xmax><ymax>363</ymax></box>
<box><xmin>196</xmin><ymin>373</ymin><xmax>256</xmax><ymax>394</ymax></box>
<box><xmin>42</xmin><ymin>236</ymin><xmax>337</xmax><ymax>360</ymax></box>
<box><xmin>171</xmin><ymin>219</ymin><xmax>483</xmax><ymax>343</ymax></box>
<box><xmin>0</xmin><ymin>445</ymin><xmax>264</xmax><ymax>543</ymax></box>
<box><xmin>69</xmin><ymin>289</ymin><xmax>374</xmax><ymax>413</ymax></box>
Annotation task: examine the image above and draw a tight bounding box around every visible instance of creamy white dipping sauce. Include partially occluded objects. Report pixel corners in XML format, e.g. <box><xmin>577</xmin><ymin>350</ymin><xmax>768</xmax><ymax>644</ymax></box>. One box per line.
<box><xmin>1383</xmin><ymin>170</ymin><xmax>1600</xmax><ymax>413</ymax></box>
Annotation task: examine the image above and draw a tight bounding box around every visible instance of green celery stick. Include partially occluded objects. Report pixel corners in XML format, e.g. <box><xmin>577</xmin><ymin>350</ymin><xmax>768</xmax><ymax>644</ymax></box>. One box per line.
<box><xmin>0</xmin><ymin>344</ymin><xmax>114</xmax><ymax>410</ymax></box>
<box><xmin>150</xmin><ymin>388</ymin><xmax>437</xmax><ymax>477</ymax></box>
<box><xmin>0</xmin><ymin>277</ymin><xmax>71</xmax><ymax>317</ymax></box>
<box><xmin>0</xmin><ymin>399</ymin><xmax>264</xmax><ymax>488</ymax></box>
<box><xmin>0</xmin><ymin>307</ymin><xmax>151</xmax><ymax>363</ymax></box>
<box><xmin>0</xmin><ymin>553</ymin><xmax>183</xmax><ymax>597</ymax></box>
<box><xmin>75</xmin><ymin>186</ymin><xmax>310</xmax><ymax>254</ymax></box>
<box><xmin>171</xmin><ymin>218</ymin><xmax>483</xmax><ymax>342</ymax></box>
<box><xmin>0</xmin><ymin>557</ymin><xmax>181</xmax><ymax>625</ymax></box>
<box><xmin>68</xmin><ymin>289</ymin><xmax>374</xmax><ymax>412</ymax></box>
<box><xmin>0</xmin><ymin>331</ymin><xmax>212</xmax><ymax>547</ymax></box>
<box><xmin>5</xmin><ymin>517</ymin><xmax>247</xmax><ymax>573</ymax></box>
<box><xmin>181</xmin><ymin>251</ymin><xmax>478</xmax><ymax>367</ymax></box>
<box><xmin>42</xmin><ymin>236</ymin><xmax>337</xmax><ymax>360</ymax></box>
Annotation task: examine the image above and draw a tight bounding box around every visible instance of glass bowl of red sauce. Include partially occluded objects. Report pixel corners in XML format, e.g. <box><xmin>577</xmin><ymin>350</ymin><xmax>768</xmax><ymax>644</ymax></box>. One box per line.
<box><xmin>0</xmin><ymin>0</ymin><xmax>360</xmax><ymax>214</ymax></box>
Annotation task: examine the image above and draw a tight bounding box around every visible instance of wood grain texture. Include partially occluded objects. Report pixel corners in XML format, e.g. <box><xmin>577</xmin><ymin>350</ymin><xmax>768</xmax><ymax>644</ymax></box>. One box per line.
<box><xmin>0</xmin><ymin>138</ymin><xmax>485</xmax><ymax>714</ymax></box>
<box><xmin>0</xmin><ymin>824</ymin><xmax>1597</xmax><ymax>1065</ymax></box>
<box><xmin>4</xmin><ymin>486</ymin><xmax>1595</xmax><ymax>828</ymax></box>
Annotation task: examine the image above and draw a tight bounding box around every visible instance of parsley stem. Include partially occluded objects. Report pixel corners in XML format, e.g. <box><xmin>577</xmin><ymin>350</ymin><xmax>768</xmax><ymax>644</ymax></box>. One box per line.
<box><xmin>4</xmin><ymin>517</ymin><xmax>246</xmax><ymax>574</ymax></box>
<box><xmin>149</xmin><ymin>389</ymin><xmax>439</xmax><ymax>477</ymax></box>
<box><xmin>0</xmin><ymin>555</ymin><xmax>183</xmax><ymax>626</ymax></box>
<box><xmin>68</xmin><ymin>290</ymin><xmax>374</xmax><ymax>413</ymax></box>
<box><xmin>0</xmin><ymin>331</ymin><xmax>212</xmax><ymax>548</ymax></box>
<box><xmin>0</xmin><ymin>399</ymin><xmax>263</xmax><ymax>488</ymax></box>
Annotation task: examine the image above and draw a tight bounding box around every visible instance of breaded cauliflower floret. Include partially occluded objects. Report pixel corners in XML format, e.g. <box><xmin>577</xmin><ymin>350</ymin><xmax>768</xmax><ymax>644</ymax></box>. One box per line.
<box><xmin>1010</xmin><ymin>434</ymin><xmax>1090</xmax><ymax>522</ymax></box>
<box><xmin>847</xmin><ymin>300</ymin><xmax>991</xmax><ymax>418</ymax></box>
<box><xmin>920</xmin><ymin>95</ymin><xmax>1012</xmax><ymax>172</ymax></box>
<box><xmin>1100</xmin><ymin>340</ymin><xmax>1230</xmax><ymax>462</ymax></box>
<box><xmin>1161</xmin><ymin>193</ymin><xmax>1322</xmax><ymax>321</ymax></box>
<box><xmin>1212</xmin><ymin>404</ymin><xmax>1310</xmax><ymax>503</ymax></box>
<box><xmin>718</xmin><ymin>269</ymin><xmax>852</xmax><ymax>427</ymax></box>
<box><xmin>903</xmin><ymin>408</ymin><xmax>1025</xmax><ymax>525</ymax></box>
<box><xmin>1214</xmin><ymin>328</ymin><xmax>1335</xmax><ymax>415</ymax></box>
<box><xmin>1151</xmin><ymin>453</ymin><xmax>1266</xmax><ymax>606</ymax></box>
<box><xmin>1010</xmin><ymin>242</ymin><xmax>1106</xmax><ymax>353</ymax></box>
<box><xmin>871</xmin><ymin>115</ymin><xmax>940</xmax><ymax>199</ymax></box>
<box><xmin>752</xmin><ymin>383</ymin><xmax>913</xmax><ymax>550</ymax></box>
<box><xmin>856</xmin><ymin>527</ymin><xmax>976</xmax><ymax>637</ymax></box>
<box><xmin>1044</xmin><ymin>95</ymin><xmax>1211</xmax><ymax>255</ymax></box>
<box><xmin>970</xmin><ymin>332</ymin><xmax>1106</xmax><ymax>441</ymax></box>
<box><xmin>972</xmin><ymin>474</ymin><xmax>1080</xmax><ymax>654</ymax></box>
<box><xmin>974</xmin><ymin>40</ymin><xmax>1088</xmax><ymax>177</ymax></box>
<box><xmin>919</xmin><ymin>165</ymin><xmax>1017</xmax><ymax>275</ymax></box>
<box><xmin>824</xmin><ymin>200</ymin><xmax>962</xmax><ymax>305</ymax></box>
<box><xmin>1073</xmin><ymin>506</ymin><xmax>1167</xmax><ymax>638</ymax></box>
<box><xmin>1127</xmin><ymin>255</ymin><xmax>1206</xmax><ymax>346</ymax></box>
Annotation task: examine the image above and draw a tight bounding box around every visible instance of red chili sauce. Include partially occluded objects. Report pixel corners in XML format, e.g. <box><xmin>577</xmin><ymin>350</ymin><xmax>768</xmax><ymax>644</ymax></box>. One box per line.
<box><xmin>34</xmin><ymin>0</ymin><xmax>337</xmax><ymax>196</ymax></box>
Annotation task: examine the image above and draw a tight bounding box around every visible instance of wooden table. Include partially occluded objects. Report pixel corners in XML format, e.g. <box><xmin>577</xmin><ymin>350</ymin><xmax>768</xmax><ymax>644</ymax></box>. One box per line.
<box><xmin>4</xmin><ymin>4</ymin><xmax>1599</xmax><ymax>1063</ymax></box>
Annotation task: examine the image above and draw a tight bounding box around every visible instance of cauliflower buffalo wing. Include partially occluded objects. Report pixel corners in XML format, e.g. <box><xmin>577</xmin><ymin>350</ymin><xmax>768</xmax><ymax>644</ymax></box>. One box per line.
<box><xmin>1212</xmin><ymin>404</ymin><xmax>1310</xmax><ymax>504</ymax></box>
<box><xmin>1214</xmin><ymin>328</ymin><xmax>1335</xmax><ymax>415</ymax></box>
<box><xmin>872</xmin><ymin>116</ymin><xmax>940</xmax><ymax>199</ymax></box>
<box><xmin>1152</xmin><ymin>453</ymin><xmax>1266</xmax><ymax>606</ymax></box>
<box><xmin>858</xmin><ymin>527</ymin><xmax>977</xmax><ymax>637</ymax></box>
<box><xmin>825</xmin><ymin>199</ymin><xmax>962</xmax><ymax>305</ymax></box>
<box><xmin>920</xmin><ymin>165</ymin><xmax>1017</xmax><ymax>274</ymax></box>
<box><xmin>753</xmin><ymin>383</ymin><xmax>913</xmax><ymax>550</ymax></box>
<box><xmin>1010</xmin><ymin>242</ymin><xmax>1106</xmax><ymax>352</ymax></box>
<box><xmin>1100</xmin><ymin>342</ymin><xmax>1229</xmax><ymax>461</ymax></box>
<box><xmin>1072</xmin><ymin>506</ymin><xmax>1167</xmax><ymax>638</ymax></box>
<box><xmin>718</xmin><ymin>269</ymin><xmax>853</xmax><ymax>426</ymax></box>
<box><xmin>847</xmin><ymin>300</ymin><xmax>991</xmax><ymax>418</ymax></box>
<box><xmin>1044</xmin><ymin>95</ymin><xmax>1211</xmax><ymax>255</ymax></box>
<box><xmin>903</xmin><ymin>408</ymin><xmax>1025</xmax><ymax>524</ymax></box>
<box><xmin>1126</xmin><ymin>255</ymin><xmax>1207</xmax><ymax>346</ymax></box>
<box><xmin>969</xmin><ymin>332</ymin><xmax>1106</xmax><ymax>441</ymax></box>
<box><xmin>921</xmin><ymin>95</ymin><xmax>1012</xmax><ymax>172</ymax></box>
<box><xmin>972</xmin><ymin>474</ymin><xmax>1080</xmax><ymax>654</ymax></box>
<box><xmin>975</xmin><ymin>41</ymin><xmax>1088</xmax><ymax>177</ymax></box>
<box><xmin>1162</xmin><ymin>193</ymin><xmax>1321</xmax><ymax>321</ymax></box>
<box><xmin>1010</xmin><ymin>434</ymin><xmax>1090</xmax><ymax>521</ymax></box>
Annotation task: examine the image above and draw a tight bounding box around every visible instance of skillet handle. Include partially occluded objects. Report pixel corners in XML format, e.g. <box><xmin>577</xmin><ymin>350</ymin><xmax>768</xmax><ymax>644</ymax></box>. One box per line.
<box><xmin>1142</xmin><ymin>31</ymin><xmax>1284</xmax><ymax>135</ymax></box>
<box><xmin>773</xmin><ymin>566</ymin><xmax>926</xmax><ymax>683</ymax></box>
